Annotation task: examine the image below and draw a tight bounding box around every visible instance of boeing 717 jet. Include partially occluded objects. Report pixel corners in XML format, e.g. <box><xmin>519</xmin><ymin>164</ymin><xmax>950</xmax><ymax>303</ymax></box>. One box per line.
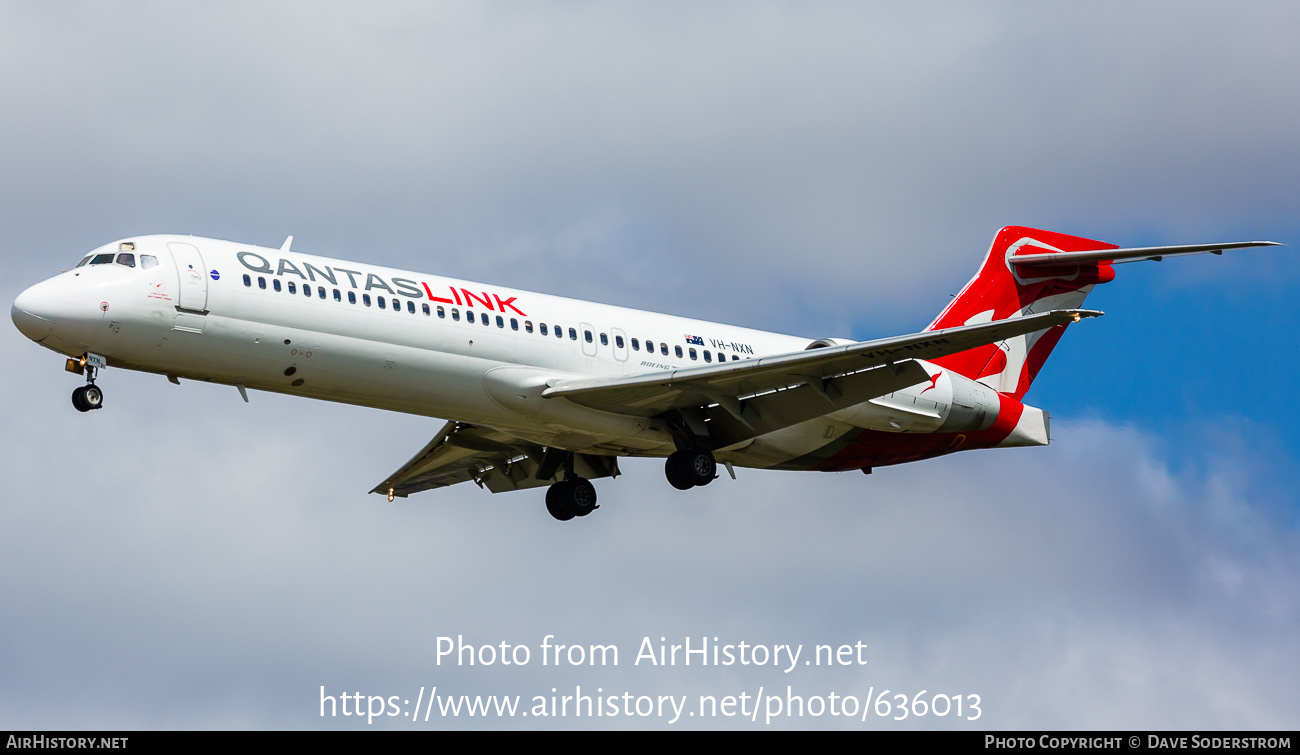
<box><xmin>11</xmin><ymin>227</ymin><xmax>1279</xmax><ymax>521</ymax></box>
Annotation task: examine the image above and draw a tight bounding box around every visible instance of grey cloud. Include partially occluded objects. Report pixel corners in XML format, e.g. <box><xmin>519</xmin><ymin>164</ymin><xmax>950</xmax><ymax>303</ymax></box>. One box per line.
<box><xmin>4</xmin><ymin>3</ymin><xmax>1298</xmax><ymax>334</ymax></box>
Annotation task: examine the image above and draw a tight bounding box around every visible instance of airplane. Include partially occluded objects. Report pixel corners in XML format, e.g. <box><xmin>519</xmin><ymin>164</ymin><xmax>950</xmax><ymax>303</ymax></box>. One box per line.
<box><xmin>11</xmin><ymin>226</ymin><xmax>1280</xmax><ymax>521</ymax></box>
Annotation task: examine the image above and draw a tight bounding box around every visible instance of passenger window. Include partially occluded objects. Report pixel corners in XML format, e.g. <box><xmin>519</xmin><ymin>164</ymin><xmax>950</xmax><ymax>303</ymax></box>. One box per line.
<box><xmin>673</xmin><ymin>345</ymin><xmax>681</xmax><ymax>358</ymax></box>
<box><xmin>599</xmin><ymin>333</ymin><xmax>608</xmax><ymax>346</ymax></box>
<box><xmin>732</xmin><ymin>355</ymin><xmax>739</xmax><ymax>361</ymax></box>
<box><xmin>437</xmin><ymin>306</ymin><xmax>445</xmax><ymax>318</ymax></box>
<box><xmin>288</xmin><ymin>282</ymin><xmax>297</xmax><ymax>294</ymax></box>
<box><xmin>303</xmin><ymin>285</ymin><xmax>311</xmax><ymax>297</ymax></box>
<box><xmin>496</xmin><ymin>315</ymin><xmax>504</xmax><ymax>328</ymax></box>
<box><xmin>631</xmin><ymin>338</ymin><xmax>639</xmax><ymax>351</ymax></box>
<box><xmin>540</xmin><ymin>323</ymin><xmax>548</xmax><ymax>336</ymax></box>
<box><xmin>555</xmin><ymin>325</ymin><xmax>563</xmax><ymax>339</ymax></box>
<box><xmin>689</xmin><ymin>348</ymin><xmax>697</xmax><ymax>360</ymax></box>
<box><xmin>704</xmin><ymin>350</ymin><xmax>711</xmax><ymax>362</ymax></box>
<box><xmin>584</xmin><ymin>330</ymin><xmax>593</xmax><ymax>343</ymax></box>
<box><xmin>482</xmin><ymin>315</ymin><xmax>490</xmax><ymax>327</ymax></box>
<box><xmin>378</xmin><ymin>297</ymin><xmax>387</xmax><ymax>309</ymax></box>
<box><xmin>422</xmin><ymin>303</ymin><xmax>430</xmax><ymax>316</ymax></box>
<box><xmin>615</xmin><ymin>335</ymin><xmax>624</xmax><ymax>348</ymax></box>
<box><xmin>90</xmin><ymin>253</ymin><xmax>114</xmax><ymax>265</ymax></box>
<box><xmin>660</xmin><ymin>344</ymin><xmax>668</xmax><ymax>356</ymax></box>
<box><xmin>407</xmin><ymin>300</ymin><xmax>415</xmax><ymax>314</ymax></box>
<box><xmin>524</xmin><ymin>320</ymin><xmax>532</xmax><ymax>333</ymax></box>
<box><xmin>569</xmin><ymin>328</ymin><xmax>578</xmax><ymax>340</ymax></box>
<box><xmin>140</xmin><ymin>255</ymin><xmax>158</xmax><ymax>269</ymax></box>
<box><xmin>511</xmin><ymin>318</ymin><xmax>519</xmax><ymax>331</ymax></box>
<box><xmin>363</xmin><ymin>294</ymin><xmax>371</xmax><ymax>306</ymax></box>
<box><xmin>258</xmin><ymin>277</ymin><xmax>267</xmax><ymax>289</ymax></box>
<box><xmin>452</xmin><ymin>308</ymin><xmax>460</xmax><ymax>321</ymax></box>
<box><xmin>467</xmin><ymin>311</ymin><xmax>475</xmax><ymax>323</ymax></box>
<box><xmin>391</xmin><ymin>298</ymin><xmax>399</xmax><ymax>310</ymax></box>
<box><xmin>242</xmin><ymin>274</ymin><xmax>251</xmax><ymax>287</ymax></box>
<box><xmin>319</xmin><ymin>287</ymin><xmax>327</xmax><ymax>299</ymax></box>
<box><xmin>116</xmin><ymin>253</ymin><xmax>135</xmax><ymax>268</ymax></box>
<box><xmin>334</xmin><ymin>289</ymin><xmax>342</xmax><ymax>302</ymax></box>
<box><xmin>348</xmin><ymin>292</ymin><xmax>356</xmax><ymax>304</ymax></box>
<box><xmin>273</xmin><ymin>279</ymin><xmax>281</xmax><ymax>292</ymax></box>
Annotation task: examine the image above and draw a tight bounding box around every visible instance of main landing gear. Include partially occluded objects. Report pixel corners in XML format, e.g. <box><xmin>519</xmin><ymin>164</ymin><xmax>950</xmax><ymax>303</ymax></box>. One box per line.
<box><xmin>545</xmin><ymin>477</ymin><xmax>598</xmax><ymax>522</ymax></box>
<box><xmin>665</xmin><ymin>448</ymin><xmax>718</xmax><ymax>490</ymax></box>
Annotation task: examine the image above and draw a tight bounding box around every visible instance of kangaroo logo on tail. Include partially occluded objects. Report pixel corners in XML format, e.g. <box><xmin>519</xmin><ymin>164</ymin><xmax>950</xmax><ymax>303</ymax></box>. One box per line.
<box><xmin>927</xmin><ymin>227</ymin><xmax>1118</xmax><ymax>399</ymax></box>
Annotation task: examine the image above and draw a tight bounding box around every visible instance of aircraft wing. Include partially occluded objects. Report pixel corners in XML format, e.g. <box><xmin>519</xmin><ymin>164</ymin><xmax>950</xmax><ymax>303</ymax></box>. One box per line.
<box><xmin>377</xmin><ymin>309</ymin><xmax>1099</xmax><ymax>496</ymax></box>
<box><xmin>542</xmin><ymin>308</ymin><xmax>1102</xmax><ymax>420</ymax></box>
<box><xmin>371</xmin><ymin>420</ymin><xmax>619</xmax><ymax>498</ymax></box>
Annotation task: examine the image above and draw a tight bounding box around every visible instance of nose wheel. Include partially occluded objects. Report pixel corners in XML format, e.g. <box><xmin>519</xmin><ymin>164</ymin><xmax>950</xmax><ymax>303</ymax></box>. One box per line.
<box><xmin>72</xmin><ymin>383</ymin><xmax>104</xmax><ymax>412</ymax></box>
<box><xmin>68</xmin><ymin>353</ymin><xmax>106</xmax><ymax>412</ymax></box>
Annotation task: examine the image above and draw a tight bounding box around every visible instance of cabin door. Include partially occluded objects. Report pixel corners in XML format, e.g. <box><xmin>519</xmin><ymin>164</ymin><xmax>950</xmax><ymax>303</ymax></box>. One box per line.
<box><xmin>167</xmin><ymin>242</ymin><xmax>209</xmax><ymax>313</ymax></box>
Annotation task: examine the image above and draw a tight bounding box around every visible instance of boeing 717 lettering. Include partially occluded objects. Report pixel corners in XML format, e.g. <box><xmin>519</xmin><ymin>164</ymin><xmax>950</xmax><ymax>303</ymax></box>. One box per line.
<box><xmin>11</xmin><ymin>227</ymin><xmax>1280</xmax><ymax>521</ymax></box>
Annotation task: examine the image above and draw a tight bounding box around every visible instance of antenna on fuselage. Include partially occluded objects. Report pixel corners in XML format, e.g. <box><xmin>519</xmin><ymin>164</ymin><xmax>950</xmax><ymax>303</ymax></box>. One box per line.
<box><xmin>280</xmin><ymin>236</ymin><xmax>293</xmax><ymax>252</ymax></box>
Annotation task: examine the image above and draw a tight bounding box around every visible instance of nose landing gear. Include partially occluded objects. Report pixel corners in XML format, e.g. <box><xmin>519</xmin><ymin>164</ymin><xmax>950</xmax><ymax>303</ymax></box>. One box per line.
<box><xmin>68</xmin><ymin>352</ymin><xmax>106</xmax><ymax>412</ymax></box>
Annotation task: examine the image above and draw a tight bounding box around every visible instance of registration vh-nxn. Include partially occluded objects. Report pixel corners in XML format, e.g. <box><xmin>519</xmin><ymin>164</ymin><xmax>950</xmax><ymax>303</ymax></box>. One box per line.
<box><xmin>12</xmin><ymin>226</ymin><xmax>1279</xmax><ymax>521</ymax></box>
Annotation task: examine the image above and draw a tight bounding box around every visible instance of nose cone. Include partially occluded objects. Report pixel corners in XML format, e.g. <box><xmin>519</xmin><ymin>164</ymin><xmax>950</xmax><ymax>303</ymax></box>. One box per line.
<box><xmin>12</xmin><ymin>280</ymin><xmax>61</xmax><ymax>342</ymax></box>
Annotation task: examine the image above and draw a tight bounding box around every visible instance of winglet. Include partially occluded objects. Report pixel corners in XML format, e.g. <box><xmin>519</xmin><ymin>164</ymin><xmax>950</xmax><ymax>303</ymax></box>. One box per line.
<box><xmin>280</xmin><ymin>236</ymin><xmax>293</xmax><ymax>253</ymax></box>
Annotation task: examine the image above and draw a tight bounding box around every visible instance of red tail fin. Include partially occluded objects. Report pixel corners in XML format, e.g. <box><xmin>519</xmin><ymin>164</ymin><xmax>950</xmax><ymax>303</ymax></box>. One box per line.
<box><xmin>927</xmin><ymin>226</ymin><xmax>1117</xmax><ymax>399</ymax></box>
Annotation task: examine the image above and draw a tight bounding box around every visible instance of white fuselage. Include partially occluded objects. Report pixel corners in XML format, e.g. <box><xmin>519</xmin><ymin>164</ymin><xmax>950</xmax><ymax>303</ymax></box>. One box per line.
<box><xmin>13</xmin><ymin>235</ymin><xmax>996</xmax><ymax>470</ymax></box>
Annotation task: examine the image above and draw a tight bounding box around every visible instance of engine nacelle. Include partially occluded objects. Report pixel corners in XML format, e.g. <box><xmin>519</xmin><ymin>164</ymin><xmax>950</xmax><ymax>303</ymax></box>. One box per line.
<box><xmin>829</xmin><ymin>361</ymin><xmax>1000</xmax><ymax>434</ymax></box>
<box><xmin>805</xmin><ymin>337</ymin><xmax>858</xmax><ymax>350</ymax></box>
<box><xmin>939</xmin><ymin>369</ymin><xmax>1002</xmax><ymax>433</ymax></box>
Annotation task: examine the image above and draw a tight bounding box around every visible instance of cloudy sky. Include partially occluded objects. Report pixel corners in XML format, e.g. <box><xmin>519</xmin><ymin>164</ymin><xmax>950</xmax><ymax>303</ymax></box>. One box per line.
<box><xmin>2</xmin><ymin>1</ymin><xmax>1298</xmax><ymax>730</ymax></box>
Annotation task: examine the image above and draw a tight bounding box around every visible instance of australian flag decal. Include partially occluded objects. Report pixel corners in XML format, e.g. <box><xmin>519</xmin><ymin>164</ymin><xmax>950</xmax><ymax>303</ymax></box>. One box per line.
<box><xmin>684</xmin><ymin>334</ymin><xmax>704</xmax><ymax>345</ymax></box>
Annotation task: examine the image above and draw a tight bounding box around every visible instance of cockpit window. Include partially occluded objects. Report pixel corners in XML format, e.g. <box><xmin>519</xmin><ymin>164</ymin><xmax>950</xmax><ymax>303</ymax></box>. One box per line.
<box><xmin>116</xmin><ymin>253</ymin><xmax>135</xmax><ymax>268</ymax></box>
<box><xmin>76</xmin><ymin>255</ymin><xmax>93</xmax><ymax>268</ymax></box>
<box><xmin>140</xmin><ymin>255</ymin><xmax>159</xmax><ymax>269</ymax></box>
<box><xmin>90</xmin><ymin>253</ymin><xmax>115</xmax><ymax>265</ymax></box>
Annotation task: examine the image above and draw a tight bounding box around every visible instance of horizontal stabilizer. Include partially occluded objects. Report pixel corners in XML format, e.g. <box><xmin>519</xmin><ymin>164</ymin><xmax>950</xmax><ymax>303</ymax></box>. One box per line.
<box><xmin>1009</xmin><ymin>240</ymin><xmax>1281</xmax><ymax>267</ymax></box>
